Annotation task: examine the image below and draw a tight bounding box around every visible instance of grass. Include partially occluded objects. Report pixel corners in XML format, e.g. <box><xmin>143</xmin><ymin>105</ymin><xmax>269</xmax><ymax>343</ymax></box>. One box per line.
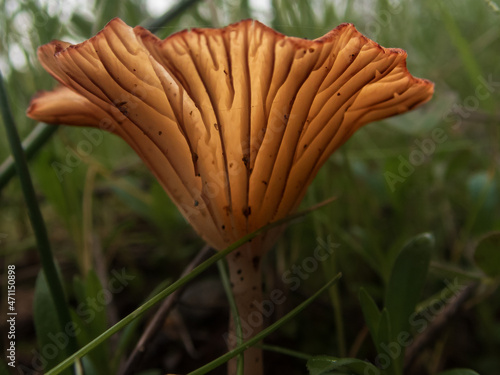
<box><xmin>0</xmin><ymin>0</ymin><xmax>499</xmax><ymax>374</ymax></box>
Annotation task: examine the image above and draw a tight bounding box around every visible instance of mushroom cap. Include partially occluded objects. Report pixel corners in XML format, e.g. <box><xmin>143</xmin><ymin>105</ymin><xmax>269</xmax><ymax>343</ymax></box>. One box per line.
<box><xmin>27</xmin><ymin>18</ymin><xmax>434</xmax><ymax>252</ymax></box>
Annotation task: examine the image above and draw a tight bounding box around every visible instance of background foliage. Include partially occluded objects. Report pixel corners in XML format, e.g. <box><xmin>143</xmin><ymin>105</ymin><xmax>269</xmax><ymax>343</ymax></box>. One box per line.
<box><xmin>0</xmin><ymin>0</ymin><xmax>499</xmax><ymax>374</ymax></box>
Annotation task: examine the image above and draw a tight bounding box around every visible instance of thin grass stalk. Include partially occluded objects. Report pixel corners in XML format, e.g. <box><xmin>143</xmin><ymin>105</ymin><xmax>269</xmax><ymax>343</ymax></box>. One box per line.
<box><xmin>217</xmin><ymin>260</ymin><xmax>245</xmax><ymax>374</ymax></box>
<box><xmin>45</xmin><ymin>197</ymin><xmax>336</xmax><ymax>375</ymax></box>
<box><xmin>0</xmin><ymin>72</ymin><xmax>78</xmax><ymax>356</ymax></box>
<box><xmin>0</xmin><ymin>123</ymin><xmax>58</xmax><ymax>190</ymax></box>
<box><xmin>0</xmin><ymin>1</ymin><xmax>204</xmax><ymax>191</ymax></box>
<box><xmin>144</xmin><ymin>0</ymin><xmax>204</xmax><ymax>31</ymax></box>
<box><xmin>187</xmin><ymin>273</ymin><xmax>342</xmax><ymax>375</ymax></box>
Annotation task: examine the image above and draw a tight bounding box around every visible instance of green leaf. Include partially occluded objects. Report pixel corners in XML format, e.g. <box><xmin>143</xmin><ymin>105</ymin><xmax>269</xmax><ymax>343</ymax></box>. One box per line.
<box><xmin>307</xmin><ymin>356</ymin><xmax>337</xmax><ymax>375</ymax></box>
<box><xmin>383</xmin><ymin>233</ymin><xmax>433</xmax><ymax>374</ymax></box>
<box><xmin>358</xmin><ymin>287</ymin><xmax>381</xmax><ymax>344</ymax></box>
<box><xmin>437</xmin><ymin>370</ymin><xmax>480</xmax><ymax>375</ymax></box>
<box><xmin>72</xmin><ymin>270</ymin><xmax>110</xmax><ymax>375</ymax></box>
<box><xmin>474</xmin><ymin>232</ymin><xmax>500</xmax><ymax>277</ymax></box>
<box><xmin>376</xmin><ymin>308</ymin><xmax>392</xmax><ymax>353</ymax></box>
<box><xmin>33</xmin><ymin>271</ymin><xmax>72</xmax><ymax>375</ymax></box>
<box><xmin>385</xmin><ymin>233</ymin><xmax>433</xmax><ymax>336</ymax></box>
<box><xmin>307</xmin><ymin>356</ymin><xmax>380</xmax><ymax>375</ymax></box>
<box><xmin>83</xmin><ymin>271</ymin><xmax>108</xmax><ymax>339</ymax></box>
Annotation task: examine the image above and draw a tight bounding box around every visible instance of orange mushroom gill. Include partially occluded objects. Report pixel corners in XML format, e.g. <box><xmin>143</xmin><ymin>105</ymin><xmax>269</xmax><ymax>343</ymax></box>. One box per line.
<box><xmin>27</xmin><ymin>18</ymin><xmax>433</xmax><ymax>375</ymax></box>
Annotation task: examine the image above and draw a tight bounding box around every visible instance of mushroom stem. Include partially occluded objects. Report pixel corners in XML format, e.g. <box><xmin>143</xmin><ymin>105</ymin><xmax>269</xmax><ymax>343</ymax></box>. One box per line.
<box><xmin>226</xmin><ymin>242</ymin><xmax>263</xmax><ymax>375</ymax></box>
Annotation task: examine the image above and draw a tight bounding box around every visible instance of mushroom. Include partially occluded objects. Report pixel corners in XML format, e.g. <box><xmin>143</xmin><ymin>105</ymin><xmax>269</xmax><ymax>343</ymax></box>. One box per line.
<box><xmin>27</xmin><ymin>18</ymin><xmax>433</xmax><ymax>375</ymax></box>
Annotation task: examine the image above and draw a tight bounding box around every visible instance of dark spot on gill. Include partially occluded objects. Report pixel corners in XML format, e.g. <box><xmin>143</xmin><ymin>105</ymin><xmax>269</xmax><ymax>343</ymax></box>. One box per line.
<box><xmin>237</xmin><ymin>269</ymin><xmax>242</xmax><ymax>275</ymax></box>
<box><xmin>115</xmin><ymin>101</ymin><xmax>128</xmax><ymax>116</ymax></box>
<box><xmin>158</xmin><ymin>131</ymin><xmax>162</xmax><ymax>136</ymax></box>
<box><xmin>242</xmin><ymin>155</ymin><xmax>249</xmax><ymax>168</ymax></box>
<box><xmin>192</xmin><ymin>153</ymin><xmax>199</xmax><ymax>176</ymax></box>
<box><xmin>242</xmin><ymin>206</ymin><xmax>251</xmax><ymax>217</ymax></box>
<box><xmin>54</xmin><ymin>43</ymin><xmax>65</xmax><ymax>53</ymax></box>
<box><xmin>252</xmin><ymin>256</ymin><xmax>260</xmax><ymax>270</ymax></box>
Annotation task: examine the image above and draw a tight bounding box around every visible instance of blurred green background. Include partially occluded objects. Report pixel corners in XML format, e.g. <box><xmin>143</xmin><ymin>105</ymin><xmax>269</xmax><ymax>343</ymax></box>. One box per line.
<box><xmin>0</xmin><ymin>0</ymin><xmax>499</xmax><ymax>374</ymax></box>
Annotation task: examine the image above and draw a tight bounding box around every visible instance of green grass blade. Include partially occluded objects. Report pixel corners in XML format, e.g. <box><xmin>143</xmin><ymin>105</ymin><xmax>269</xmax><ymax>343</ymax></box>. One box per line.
<box><xmin>0</xmin><ymin>72</ymin><xmax>78</xmax><ymax>355</ymax></box>
<box><xmin>384</xmin><ymin>233</ymin><xmax>433</xmax><ymax>374</ymax></box>
<box><xmin>483</xmin><ymin>0</ymin><xmax>500</xmax><ymax>16</ymax></box>
<box><xmin>0</xmin><ymin>3</ymin><xmax>202</xmax><ymax>192</ymax></box>
<box><xmin>358</xmin><ymin>287</ymin><xmax>382</xmax><ymax>345</ymax></box>
<box><xmin>217</xmin><ymin>260</ymin><xmax>244</xmax><ymax>374</ymax></box>
<box><xmin>33</xmin><ymin>271</ymin><xmax>73</xmax><ymax>375</ymax></box>
<box><xmin>144</xmin><ymin>0</ymin><xmax>204</xmax><ymax>31</ymax></box>
<box><xmin>188</xmin><ymin>273</ymin><xmax>342</xmax><ymax>375</ymax></box>
<box><xmin>0</xmin><ymin>123</ymin><xmax>59</xmax><ymax>190</ymax></box>
<box><xmin>259</xmin><ymin>344</ymin><xmax>313</xmax><ymax>361</ymax></box>
<box><xmin>385</xmin><ymin>233</ymin><xmax>433</xmax><ymax>336</ymax></box>
<box><xmin>437</xmin><ymin>370</ymin><xmax>480</xmax><ymax>375</ymax></box>
<box><xmin>45</xmin><ymin>197</ymin><xmax>336</xmax><ymax>375</ymax></box>
<box><xmin>474</xmin><ymin>232</ymin><xmax>500</xmax><ymax>278</ymax></box>
<box><xmin>438</xmin><ymin>3</ymin><xmax>494</xmax><ymax>111</ymax></box>
<box><xmin>307</xmin><ymin>356</ymin><xmax>381</xmax><ymax>375</ymax></box>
